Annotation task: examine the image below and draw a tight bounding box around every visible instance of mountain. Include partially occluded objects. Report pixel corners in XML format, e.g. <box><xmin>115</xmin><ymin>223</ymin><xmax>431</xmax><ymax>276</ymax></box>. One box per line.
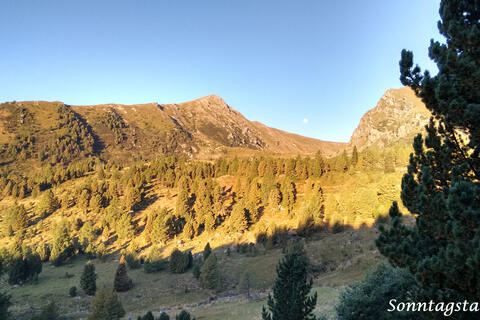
<box><xmin>349</xmin><ymin>87</ymin><xmax>430</xmax><ymax>150</ymax></box>
<box><xmin>0</xmin><ymin>96</ymin><xmax>346</xmax><ymax>166</ymax></box>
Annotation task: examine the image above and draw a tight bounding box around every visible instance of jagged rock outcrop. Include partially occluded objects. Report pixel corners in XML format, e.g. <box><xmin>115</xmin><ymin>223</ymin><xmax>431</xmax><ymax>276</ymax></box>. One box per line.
<box><xmin>349</xmin><ymin>87</ymin><xmax>430</xmax><ymax>149</ymax></box>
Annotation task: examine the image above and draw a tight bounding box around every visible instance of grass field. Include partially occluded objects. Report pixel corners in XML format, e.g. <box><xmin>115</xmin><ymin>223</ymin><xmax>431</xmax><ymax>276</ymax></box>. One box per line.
<box><xmin>5</xmin><ymin>226</ymin><xmax>381</xmax><ymax>319</ymax></box>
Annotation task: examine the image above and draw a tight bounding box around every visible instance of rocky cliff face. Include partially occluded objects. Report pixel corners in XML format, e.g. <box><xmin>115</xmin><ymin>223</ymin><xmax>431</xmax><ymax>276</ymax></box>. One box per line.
<box><xmin>349</xmin><ymin>87</ymin><xmax>430</xmax><ymax>149</ymax></box>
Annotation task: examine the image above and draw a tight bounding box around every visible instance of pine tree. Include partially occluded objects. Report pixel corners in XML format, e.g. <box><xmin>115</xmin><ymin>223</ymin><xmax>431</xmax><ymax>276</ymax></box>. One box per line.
<box><xmin>13</xmin><ymin>205</ymin><xmax>28</xmax><ymax>232</ymax></box>
<box><xmin>35</xmin><ymin>189</ymin><xmax>59</xmax><ymax>218</ymax></box>
<box><xmin>115</xmin><ymin>213</ymin><xmax>134</xmax><ymax>242</ymax></box>
<box><xmin>50</xmin><ymin>221</ymin><xmax>74</xmax><ymax>266</ymax></box>
<box><xmin>175</xmin><ymin>187</ymin><xmax>189</xmax><ymax>218</ymax></box>
<box><xmin>169</xmin><ymin>249</ymin><xmax>190</xmax><ymax>273</ymax></box>
<box><xmin>200</xmin><ymin>254</ymin><xmax>220</xmax><ymax>290</ymax></box>
<box><xmin>376</xmin><ymin>1</ymin><xmax>480</xmax><ymax>317</ymax></box>
<box><xmin>80</xmin><ymin>261</ymin><xmax>97</xmax><ymax>296</ymax></box>
<box><xmin>150</xmin><ymin>210</ymin><xmax>170</xmax><ymax>244</ymax></box>
<box><xmin>113</xmin><ymin>256</ymin><xmax>133</xmax><ymax>292</ymax></box>
<box><xmin>280</xmin><ymin>179</ymin><xmax>296</xmax><ymax>215</ymax></box>
<box><xmin>175</xmin><ymin>310</ymin><xmax>194</xmax><ymax>320</ymax></box>
<box><xmin>88</xmin><ymin>287</ymin><xmax>125</xmax><ymax>320</ymax></box>
<box><xmin>229</xmin><ymin>202</ymin><xmax>248</xmax><ymax>233</ymax></box>
<box><xmin>158</xmin><ymin>312</ymin><xmax>170</xmax><ymax>320</ymax></box>
<box><xmin>261</xmin><ymin>244</ymin><xmax>317</xmax><ymax>320</ymax></box>
<box><xmin>203</xmin><ymin>242</ymin><xmax>212</xmax><ymax>261</ymax></box>
<box><xmin>351</xmin><ymin>146</ymin><xmax>359</xmax><ymax>168</ymax></box>
<box><xmin>0</xmin><ymin>291</ymin><xmax>11</xmax><ymax>320</ymax></box>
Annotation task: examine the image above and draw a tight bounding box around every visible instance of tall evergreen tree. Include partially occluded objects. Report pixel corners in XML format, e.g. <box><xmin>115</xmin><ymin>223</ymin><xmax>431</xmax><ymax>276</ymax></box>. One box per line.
<box><xmin>113</xmin><ymin>256</ymin><xmax>133</xmax><ymax>292</ymax></box>
<box><xmin>261</xmin><ymin>244</ymin><xmax>317</xmax><ymax>320</ymax></box>
<box><xmin>376</xmin><ymin>1</ymin><xmax>480</xmax><ymax>318</ymax></box>
<box><xmin>80</xmin><ymin>261</ymin><xmax>97</xmax><ymax>296</ymax></box>
<box><xmin>50</xmin><ymin>221</ymin><xmax>74</xmax><ymax>266</ymax></box>
<box><xmin>88</xmin><ymin>287</ymin><xmax>125</xmax><ymax>320</ymax></box>
<box><xmin>203</xmin><ymin>242</ymin><xmax>212</xmax><ymax>261</ymax></box>
<box><xmin>200</xmin><ymin>254</ymin><xmax>220</xmax><ymax>290</ymax></box>
<box><xmin>13</xmin><ymin>205</ymin><xmax>28</xmax><ymax>232</ymax></box>
<box><xmin>0</xmin><ymin>291</ymin><xmax>11</xmax><ymax>320</ymax></box>
<box><xmin>351</xmin><ymin>146</ymin><xmax>359</xmax><ymax>168</ymax></box>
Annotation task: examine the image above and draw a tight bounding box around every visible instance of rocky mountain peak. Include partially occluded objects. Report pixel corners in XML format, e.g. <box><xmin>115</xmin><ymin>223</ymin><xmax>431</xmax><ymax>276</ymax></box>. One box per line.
<box><xmin>349</xmin><ymin>87</ymin><xmax>430</xmax><ymax>149</ymax></box>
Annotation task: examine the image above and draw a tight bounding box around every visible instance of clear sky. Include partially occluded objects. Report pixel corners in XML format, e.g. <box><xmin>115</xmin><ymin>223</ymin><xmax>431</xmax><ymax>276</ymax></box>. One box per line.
<box><xmin>0</xmin><ymin>1</ymin><xmax>440</xmax><ymax>142</ymax></box>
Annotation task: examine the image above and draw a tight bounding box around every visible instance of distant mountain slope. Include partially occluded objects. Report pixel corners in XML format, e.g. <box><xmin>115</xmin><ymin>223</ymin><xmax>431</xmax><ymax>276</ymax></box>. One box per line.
<box><xmin>0</xmin><ymin>95</ymin><xmax>345</xmax><ymax>166</ymax></box>
<box><xmin>349</xmin><ymin>87</ymin><xmax>430</xmax><ymax>150</ymax></box>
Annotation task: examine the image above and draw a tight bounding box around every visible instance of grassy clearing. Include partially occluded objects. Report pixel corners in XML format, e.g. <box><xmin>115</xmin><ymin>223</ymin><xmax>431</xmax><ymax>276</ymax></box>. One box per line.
<box><xmin>5</xmin><ymin>225</ymin><xmax>381</xmax><ymax>319</ymax></box>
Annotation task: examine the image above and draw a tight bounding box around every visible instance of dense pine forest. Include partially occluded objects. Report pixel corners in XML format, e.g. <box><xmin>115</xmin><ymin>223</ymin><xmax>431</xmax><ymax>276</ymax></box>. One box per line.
<box><xmin>0</xmin><ymin>100</ymin><xmax>413</xmax><ymax>319</ymax></box>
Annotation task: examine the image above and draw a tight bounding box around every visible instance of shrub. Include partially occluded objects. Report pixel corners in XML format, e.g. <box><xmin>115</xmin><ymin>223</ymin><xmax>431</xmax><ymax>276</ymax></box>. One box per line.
<box><xmin>69</xmin><ymin>286</ymin><xmax>77</xmax><ymax>297</ymax></box>
<box><xmin>31</xmin><ymin>301</ymin><xmax>59</xmax><ymax>320</ymax></box>
<box><xmin>143</xmin><ymin>259</ymin><xmax>168</xmax><ymax>273</ymax></box>
<box><xmin>335</xmin><ymin>263</ymin><xmax>421</xmax><ymax>320</ymax></box>
<box><xmin>88</xmin><ymin>287</ymin><xmax>125</xmax><ymax>320</ymax></box>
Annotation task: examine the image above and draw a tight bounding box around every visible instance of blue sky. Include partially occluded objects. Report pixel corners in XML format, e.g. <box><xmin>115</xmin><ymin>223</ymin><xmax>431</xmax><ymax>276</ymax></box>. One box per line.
<box><xmin>0</xmin><ymin>1</ymin><xmax>440</xmax><ymax>142</ymax></box>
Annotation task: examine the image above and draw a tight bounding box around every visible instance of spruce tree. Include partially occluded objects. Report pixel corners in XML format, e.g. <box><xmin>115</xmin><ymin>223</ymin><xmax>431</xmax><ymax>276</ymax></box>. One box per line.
<box><xmin>158</xmin><ymin>312</ymin><xmax>170</xmax><ymax>320</ymax></box>
<box><xmin>113</xmin><ymin>256</ymin><xmax>133</xmax><ymax>292</ymax></box>
<box><xmin>203</xmin><ymin>242</ymin><xmax>212</xmax><ymax>261</ymax></box>
<box><xmin>376</xmin><ymin>1</ymin><xmax>480</xmax><ymax>318</ymax></box>
<box><xmin>88</xmin><ymin>287</ymin><xmax>125</xmax><ymax>320</ymax></box>
<box><xmin>150</xmin><ymin>209</ymin><xmax>170</xmax><ymax>244</ymax></box>
<box><xmin>175</xmin><ymin>310</ymin><xmax>194</xmax><ymax>320</ymax></box>
<box><xmin>13</xmin><ymin>205</ymin><xmax>28</xmax><ymax>232</ymax></box>
<box><xmin>200</xmin><ymin>254</ymin><xmax>220</xmax><ymax>290</ymax></box>
<box><xmin>261</xmin><ymin>244</ymin><xmax>317</xmax><ymax>320</ymax></box>
<box><xmin>351</xmin><ymin>146</ymin><xmax>359</xmax><ymax>168</ymax></box>
<box><xmin>80</xmin><ymin>261</ymin><xmax>97</xmax><ymax>296</ymax></box>
<box><xmin>0</xmin><ymin>291</ymin><xmax>11</xmax><ymax>320</ymax></box>
<box><xmin>50</xmin><ymin>221</ymin><xmax>73</xmax><ymax>266</ymax></box>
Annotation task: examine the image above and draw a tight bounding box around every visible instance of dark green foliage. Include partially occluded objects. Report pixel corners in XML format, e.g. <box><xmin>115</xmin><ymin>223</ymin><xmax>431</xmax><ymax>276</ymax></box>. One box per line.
<box><xmin>40</xmin><ymin>104</ymin><xmax>95</xmax><ymax>164</ymax></box>
<box><xmin>203</xmin><ymin>242</ymin><xmax>211</xmax><ymax>261</ymax></box>
<box><xmin>80</xmin><ymin>262</ymin><xmax>97</xmax><ymax>296</ymax></box>
<box><xmin>262</xmin><ymin>244</ymin><xmax>317</xmax><ymax>320</ymax></box>
<box><xmin>200</xmin><ymin>254</ymin><xmax>220</xmax><ymax>290</ymax></box>
<box><xmin>101</xmin><ymin>109</ymin><xmax>127</xmax><ymax>144</ymax></box>
<box><xmin>138</xmin><ymin>311</ymin><xmax>154</xmax><ymax>320</ymax></box>
<box><xmin>192</xmin><ymin>264</ymin><xmax>201</xmax><ymax>279</ymax></box>
<box><xmin>124</xmin><ymin>253</ymin><xmax>141</xmax><ymax>269</ymax></box>
<box><xmin>169</xmin><ymin>249</ymin><xmax>191</xmax><ymax>274</ymax></box>
<box><xmin>7</xmin><ymin>249</ymin><xmax>42</xmax><ymax>285</ymax></box>
<box><xmin>0</xmin><ymin>291</ymin><xmax>11</xmax><ymax>320</ymax></box>
<box><xmin>158</xmin><ymin>312</ymin><xmax>170</xmax><ymax>320</ymax></box>
<box><xmin>113</xmin><ymin>256</ymin><xmax>133</xmax><ymax>292</ymax></box>
<box><xmin>88</xmin><ymin>287</ymin><xmax>125</xmax><ymax>320</ymax></box>
<box><xmin>69</xmin><ymin>286</ymin><xmax>77</xmax><ymax>297</ymax></box>
<box><xmin>175</xmin><ymin>310</ymin><xmax>195</xmax><ymax>320</ymax></box>
<box><xmin>376</xmin><ymin>1</ymin><xmax>480</xmax><ymax>318</ymax></box>
<box><xmin>143</xmin><ymin>259</ymin><xmax>168</xmax><ymax>273</ymax></box>
<box><xmin>31</xmin><ymin>301</ymin><xmax>60</xmax><ymax>320</ymax></box>
<box><xmin>351</xmin><ymin>146</ymin><xmax>359</xmax><ymax>168</ymax></box>
<box><xmin>336</xmin><ymin>263</ymin><xmax>421</xmax><ymax>320</ymax></box>
<box><xmin>50</xmin><ymin>221</ymin><xmax>75</xmax><ymax>266</ymax></box>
